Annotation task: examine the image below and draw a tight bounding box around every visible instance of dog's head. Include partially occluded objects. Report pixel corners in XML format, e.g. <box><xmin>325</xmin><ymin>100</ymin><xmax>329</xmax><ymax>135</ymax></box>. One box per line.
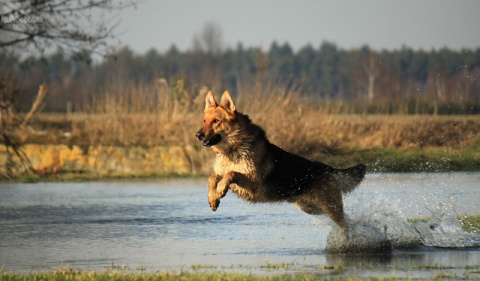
<box><xmin>196</xmin><ymin>91</ymin><xmax>236</xmax><ymax>147</ymax></box>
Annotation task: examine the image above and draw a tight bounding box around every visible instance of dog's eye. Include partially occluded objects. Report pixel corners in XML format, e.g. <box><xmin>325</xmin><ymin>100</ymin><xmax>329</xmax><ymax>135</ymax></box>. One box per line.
<box><xmin>212</xmin><ymin>119</ymin><xmax>219</xmax><ymax>124</ymax></box>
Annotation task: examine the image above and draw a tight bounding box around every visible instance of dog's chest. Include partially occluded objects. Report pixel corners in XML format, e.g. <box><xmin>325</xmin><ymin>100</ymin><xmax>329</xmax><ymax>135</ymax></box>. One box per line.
<box><xmin>214</xmin><ymin>154</ymin><xmax>257</xmax><ymax>177</ymax></box>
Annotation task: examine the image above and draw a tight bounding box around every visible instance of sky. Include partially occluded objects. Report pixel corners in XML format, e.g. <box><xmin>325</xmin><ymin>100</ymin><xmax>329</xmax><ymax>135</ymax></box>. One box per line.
<box><xmin>111</xmin><ymin>0</ymin><xmax>480</xmax><ymax>54</ymax></box>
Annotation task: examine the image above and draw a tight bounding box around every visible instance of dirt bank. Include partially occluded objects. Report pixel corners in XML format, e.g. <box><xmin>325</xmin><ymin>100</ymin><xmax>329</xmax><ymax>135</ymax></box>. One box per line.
<box><xmin>1</xmin><ymin>144</ymin><xmax>212</xmax><ymax>178</ymax></box>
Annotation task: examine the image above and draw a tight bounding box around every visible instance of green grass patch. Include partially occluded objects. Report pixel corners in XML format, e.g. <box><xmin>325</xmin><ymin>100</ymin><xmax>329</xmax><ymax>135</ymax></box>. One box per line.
<box><xmin>406</xmin><ymin>218</ymin><xmax>429</xmax><ymax>224</ymax></box>
<box><xmin>0</xmin><ymin>269</ymin><xmax>414</xmax><ymax>281</ymax></box>
<box><xmin>3</xmin><ymin>262</ymin><xmax>480</xmax><ymax>281</ymax></box>
<box><xmin>407</xmin><ymin>215</ymin><xmax>480</xmax><ymax>233</ymax></box>
<box><xmin>461</xmin><ymin>215</ymin><xmax>480</xmax><ymax>233</ymax></box>
<box><xmin>259</xmin><ymin>262</ymin><xmax>298</xmax><ymax>270</ymax></box>
<box><xmin>4</xmin><ymin>146</ymin><xmax>480</xmax><ymax>183</ymax></box>
<box><xmin>324</xmin><ymin>148</ymin><xmax>480</xmax><ymax>173</ymax></box>
<box><xmin>12</xmin><ymin>172</ymin><xmax>206</xmax><ymax>183</ymax></box>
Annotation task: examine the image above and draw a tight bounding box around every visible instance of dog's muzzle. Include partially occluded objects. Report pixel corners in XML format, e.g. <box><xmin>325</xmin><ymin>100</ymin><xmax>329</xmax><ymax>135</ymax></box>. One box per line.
<box><xmin>196</xmin><ymin>131</ymin><xmax>222</xmax><ymax>147</ymax></box>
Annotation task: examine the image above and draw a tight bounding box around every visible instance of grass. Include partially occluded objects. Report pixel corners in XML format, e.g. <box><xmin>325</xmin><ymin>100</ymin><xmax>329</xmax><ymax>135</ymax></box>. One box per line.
<box><xmin>259</xmin><ymin>262</ymin><xmax>298</xmax><ymax>270</ymax></box>
<box><xmin>18</xmin><ymin>84</ymin><xmax>480</xmax><ymax>152</ymax></box>
<box><xmin>8</xmin><ymin>147</ymin><xmax>479</xmax><ymax>182</ymax></box>
<box><xmin>13</xmin><ymin>171</ymin><xmax>205</xmax><ymax>183</ymax></box>
<box><xmin>4</xmin><ymin>83</ymin><xmax>480</xmax><ymax>178</ymax></box>
<box><xmin>0</xmin><ymin>270</ymin><xmax>402</xmax><ymax>281</ymax></box>
<box><xmin>408</xmin><ymin>215</ymin><xmax>480</xmax><ymax>233</ymax></box>
<box><xmin>462</xmin><ymin>215</ymin><xmax>480</xmax><ymax>233</ymax></box>
<box><xmin>3</xmin><ymin>262</ymin><xmax>480</xmax><ymax>281</ymax></box>
<box><xmin>328</xmin><ymin>148</ymin><xmax>480</xmax><ymax>173</ymax></box>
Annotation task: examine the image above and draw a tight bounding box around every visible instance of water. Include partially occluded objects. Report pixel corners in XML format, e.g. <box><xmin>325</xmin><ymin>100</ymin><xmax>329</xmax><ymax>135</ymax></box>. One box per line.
<box><xmin>0</xmin><ymin>173</ymin><xmax>479</xmax><ymax>279</ymax></box>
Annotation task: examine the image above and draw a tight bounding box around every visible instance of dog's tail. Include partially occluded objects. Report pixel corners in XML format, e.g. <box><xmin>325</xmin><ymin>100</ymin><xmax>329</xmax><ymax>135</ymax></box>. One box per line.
<box><xmin>332</xmin><ymin>164</ymin><xmax>367</xmax><ymax>194</ymax></box>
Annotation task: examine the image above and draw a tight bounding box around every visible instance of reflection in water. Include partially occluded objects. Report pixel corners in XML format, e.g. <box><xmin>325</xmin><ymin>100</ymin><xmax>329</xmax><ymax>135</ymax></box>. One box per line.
<box><xmin>0</xmin><ymin>174</ymin><xmax>479</xmax><ymax>277</ymax></box>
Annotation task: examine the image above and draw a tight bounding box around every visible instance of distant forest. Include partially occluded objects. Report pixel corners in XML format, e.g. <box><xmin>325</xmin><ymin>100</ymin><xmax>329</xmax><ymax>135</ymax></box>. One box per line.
<box><xmin>4</xmin><ymin>41</ymin><xmax>480</xmax><ymax>114</ymax></box>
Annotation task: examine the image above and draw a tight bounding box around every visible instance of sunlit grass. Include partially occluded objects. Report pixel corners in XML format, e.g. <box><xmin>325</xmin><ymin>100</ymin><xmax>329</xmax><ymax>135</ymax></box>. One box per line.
<box><xmin>21</xmin><ymin>84</ymin><xmax>480</xmax><ymax>153</ymax></box>
<box><xmin>7</xmin><ymin>84</ymin><xmax>480</xmax><ymax>179</ymax></box>
<box><xmin>0</xmin><ymin>269</ymin><xmax>449</xmax><ymax>281</ymax></box>
<box><xmin>461</xmin><ymin>215</ymin><xmax>480</xmax><ymax>233</ymax></box>
<box><xmin>0</xmin><ymin>270</ymin><xmax>356</xmax><ymax>281</ymax></box>
<box><xmin>14</xmin><ymin>171</ymin><xmax>204</xmax><ymax>183</ymax></box>
<box><xmin>3</xmin><ymin>263</ymin><xmax>480</xmax><ymax>281</ymax></box>
<box><xmin>408</xmin><ymin>215</ymin><xmax>480</xmax><ymax>233</ymax></box>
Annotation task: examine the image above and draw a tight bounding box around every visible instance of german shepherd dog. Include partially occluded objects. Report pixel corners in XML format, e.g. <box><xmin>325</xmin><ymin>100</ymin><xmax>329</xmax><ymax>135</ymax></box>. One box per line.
<box><xmin>196</xmin><ymin>91</ymin><xmax>366</xmax><ymax>236</ymax></box>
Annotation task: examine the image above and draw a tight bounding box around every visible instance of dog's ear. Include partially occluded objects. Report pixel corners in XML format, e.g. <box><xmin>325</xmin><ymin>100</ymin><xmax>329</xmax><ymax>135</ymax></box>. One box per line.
<box><xmin>205</xmin><ymin>91</ymin><xmax>217</xmax><ymax>110</ymax></box>
<box><xmin>220</xmin><ymin>91</ymin><xmax>236</xmax><ymax>114</ymax></box>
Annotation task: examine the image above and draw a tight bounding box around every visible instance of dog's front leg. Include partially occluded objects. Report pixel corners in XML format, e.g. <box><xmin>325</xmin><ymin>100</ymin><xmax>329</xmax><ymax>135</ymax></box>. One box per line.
<box><xmin>208</xmin><ymin>175</ymin><xmax>222</xmax><ymax>211</ymax></box>
<box><xmin>216</xmin><ymin>171</ymin><xmax>234</xmax><ymax>198</ymax></box>
<box><xmin>217</xmin><ymin>171</ymin><xmax>256</xmax><ymax>199</ymax></box>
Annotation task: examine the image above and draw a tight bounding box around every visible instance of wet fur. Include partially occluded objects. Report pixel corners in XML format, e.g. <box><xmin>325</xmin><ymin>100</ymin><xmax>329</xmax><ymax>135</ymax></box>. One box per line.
<box><xmin>196</xmin><ymin>91</ymin><xmax>366</xmax><ymax>233</ymax></box>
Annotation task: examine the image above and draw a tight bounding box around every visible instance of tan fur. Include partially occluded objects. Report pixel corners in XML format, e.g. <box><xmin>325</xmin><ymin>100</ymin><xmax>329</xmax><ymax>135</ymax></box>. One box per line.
<box><xmin>196</xmin><ymin>91</ymin><xmax>366</xmax><ymax>235</ymax></box>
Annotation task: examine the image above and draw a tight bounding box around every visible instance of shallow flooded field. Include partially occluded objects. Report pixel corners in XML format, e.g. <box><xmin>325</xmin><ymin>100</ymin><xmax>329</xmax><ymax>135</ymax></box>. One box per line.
<box><xmin>1</xmin><ymin>173</ymin><xmax>479</xmax><ymax>279</ymax></box>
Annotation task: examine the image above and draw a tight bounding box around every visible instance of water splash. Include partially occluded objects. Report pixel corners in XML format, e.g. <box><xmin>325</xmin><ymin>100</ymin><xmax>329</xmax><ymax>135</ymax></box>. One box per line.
<box><xmin>412</xmin><ymin>209</ymin><xmax>480</xmax><ymax>248</ymax></box>
<box><xmin>325</xmin><ymin>190</ymin><xmax>480</xmax><ymax>253</ymax></box>
<box><xmin>326</xmin><ymin>224</ymin><xmax>391</xmax><ymax>253</ymax></box>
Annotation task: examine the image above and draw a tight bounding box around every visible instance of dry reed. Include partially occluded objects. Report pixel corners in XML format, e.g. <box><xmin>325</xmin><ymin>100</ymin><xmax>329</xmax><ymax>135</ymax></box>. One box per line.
<box><xmin>19</xmin><ymin>83</ymin><xmax>480</xmax><ymax>159</ymax></box>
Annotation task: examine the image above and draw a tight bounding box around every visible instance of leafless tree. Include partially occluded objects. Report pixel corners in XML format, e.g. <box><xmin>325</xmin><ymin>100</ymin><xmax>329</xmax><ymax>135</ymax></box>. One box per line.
<box><xmin>192</xmin><ymin>21</ymin><xmax>223</xmax><ymax>55</ymax></box>
<box><xmin>191</xmin><ymin>21</ymin><xmax>224</xmax><ymax>86</ymax></box>
<box><xmin>0</xmin><ymin>0</ymin><xmax>140</xmax><ymax>179</ymax></box>
<box><xmin>363</xmin><ymin>49</ymin><xmax>379</xmax><ymax>102</ymax></box>
<box><xmin>0</xmin><ymin>0</ymin><xmax>139</xmax><ymax>56</ymax></box>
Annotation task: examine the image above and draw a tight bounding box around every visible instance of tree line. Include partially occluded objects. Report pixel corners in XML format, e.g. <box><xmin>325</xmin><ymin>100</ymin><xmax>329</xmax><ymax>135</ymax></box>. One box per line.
<box><xmin>5</xmin><ymin>41</ymin><xmax>480</xmax><ymax>114</ymax></box>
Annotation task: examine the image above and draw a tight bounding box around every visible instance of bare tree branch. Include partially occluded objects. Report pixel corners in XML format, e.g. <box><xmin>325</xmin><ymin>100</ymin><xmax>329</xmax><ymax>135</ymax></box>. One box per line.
<box><xmin>0</xmin><ymin>0</ymin><xmax>141</xmax><ymax>179</ymax></box>
<box><xmin>0</xmin><ymin>0</ymin><xmax>139</xmax><ymax>56</ymax></box>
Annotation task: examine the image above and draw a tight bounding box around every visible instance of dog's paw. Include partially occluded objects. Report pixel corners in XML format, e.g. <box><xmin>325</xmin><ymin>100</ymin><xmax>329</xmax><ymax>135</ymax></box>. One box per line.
<box><xmin>208</xmin><ymin>189</ymin><xmax>220</xmax><ymax>211</ymax></box>
<box><xmin>209</xmin><ymin>197</ymin><xmax>220</xmax><ymax>211</ymax></box>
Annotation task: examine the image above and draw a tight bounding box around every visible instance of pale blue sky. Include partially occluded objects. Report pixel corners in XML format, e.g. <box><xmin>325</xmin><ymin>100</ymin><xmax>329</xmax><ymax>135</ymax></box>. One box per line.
<box><xmin>113</xmin><ymin>0</ymin><xmax>480</xmax><ymax>53</ymax></box>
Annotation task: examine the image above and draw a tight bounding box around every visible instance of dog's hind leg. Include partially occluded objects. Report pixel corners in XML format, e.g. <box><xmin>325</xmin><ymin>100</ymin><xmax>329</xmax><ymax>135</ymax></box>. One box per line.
<box><xmin>318</xmin><ymin>189</ymin><xmax>350</xmax><ymax>239</ymax></box>
<box><xmin>295</xmin><ymin>196</ymin><xmax>348</xmax><ymax>232</ymax></box>
<box><xmin>297</xmin><ymin>179</ymin><xmax>350</xmax><ymax>239</ymax></box>
<box><xmin>320</xmin><ymin>200</ymin><xmax>349</xmax><ymax>236</ymax></box>
<box><xmin>294</xmin><ymin>199</ymin><xmax>324</xmax><ymax>215</ymax></box>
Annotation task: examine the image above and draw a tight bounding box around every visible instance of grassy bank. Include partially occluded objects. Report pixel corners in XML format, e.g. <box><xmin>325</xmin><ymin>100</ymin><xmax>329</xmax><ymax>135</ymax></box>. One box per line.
<box><xmin>8</xmin><ymin>146</ymin><xmax>480</xmax><ymax>183</ymax></box>
<box><xmin>0</xmin><ymin>269</ymin><xmax>368</xmax><ymax>281</ymax></box>
<box><xmin>3</xmin><ymin>86</ymin><xmax>480</xmax><ymax>178</ymax></box>
<box><xmin>325</xmin><ymin>148</ymin><xmax>480</xmax><ymax>173</ymax></box>
<box><xmin>14</xmin><ymin>86</ymin><xmax>480</xmax><ymax>151</ymax></box>
<box><xmin>0</xmin><ymin>271</ymin><xmax>443</xmax><ymax>281</ymax></box>
<box><xmin>408</xmin><ymin>215</ymin><xmax>480</xmax><ymax>233</ymax></box>
<box><xmin>3</xmin><ymin>261</ymin><xmax>480</xmax><ymax>281</ymax></box>
<box><xmin>0</xmin><ymin>270</ymin><xmax>410</xmax><ymax>281</ymax></box>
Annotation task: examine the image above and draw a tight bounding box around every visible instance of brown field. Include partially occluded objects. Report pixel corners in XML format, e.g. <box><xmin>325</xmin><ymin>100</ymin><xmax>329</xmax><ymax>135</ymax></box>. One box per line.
<box><xmin>19</xmin><ymin>85</ymin><xmax>479</xmax><ymax>151</ymax></box>
<box><xmin>6</xmin><ymin>84</ymin><xmax>480</xmax><ymax>175</ymax></box>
